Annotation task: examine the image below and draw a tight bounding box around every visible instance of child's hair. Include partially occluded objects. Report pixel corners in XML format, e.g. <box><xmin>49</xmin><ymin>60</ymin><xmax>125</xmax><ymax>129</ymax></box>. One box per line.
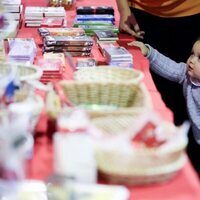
<box><xmin>195</xmin><ymin>36</ymin><xmax>200</xmax><ymax>42</ymax></box>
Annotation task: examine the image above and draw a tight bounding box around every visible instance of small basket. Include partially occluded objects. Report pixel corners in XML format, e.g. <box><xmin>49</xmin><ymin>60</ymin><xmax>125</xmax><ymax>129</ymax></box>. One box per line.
<box><xmin>0</xmin><ymin>62</ymin><xmax>42</xmax><ymax>81</ymax></box>
<box><xmin>98</xmin><ymin>155</ymin><xmax>186</xmax><ymax>185</ymax></box>
<box><xmin>96</xmin><ymin>141</ymin><xmax>187</xmax><ymax>185</ymax></box>
<box><xmin>59</xmin><ymin>80</ymin><xmax>152</xmax><ymax>133</ymax></box>
<box><xmin>74</xmin><ymin>66</ymin><xmax>144</xmax><ymax>84</ymax></box>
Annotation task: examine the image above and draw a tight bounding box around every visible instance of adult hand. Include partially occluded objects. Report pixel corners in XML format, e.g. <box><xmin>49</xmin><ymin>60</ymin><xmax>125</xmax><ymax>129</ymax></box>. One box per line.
<box><xmin>128</xmin><ymin>41</ymin><xmax>149</xmax><ymax>56</ymax></box>
<box><xmin>119</xmin><ymin>12</ymin><xmax>145</xmax><ymax>39</ymax></box>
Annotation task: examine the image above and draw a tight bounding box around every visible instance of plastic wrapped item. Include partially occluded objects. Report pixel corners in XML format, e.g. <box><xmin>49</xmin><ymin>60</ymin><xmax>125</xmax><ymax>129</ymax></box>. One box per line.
<box><xmin>53</xmin><ymin>131</ymin><xmax>97</xmax><ymax>184</ymax></box>
<box><xmin>47</xmin><ymin>182</ymin><xmax>130</xmax><ymax>200</ymax></box>
<box><xmin>0</xmin><ymin>109</ymin><xmax>34</xmax><ymax>180</ymax></box>
<box><xmin>0</xmin><ymin>180</ymin><xmax>47</xmax><ymax>200</ymax></box>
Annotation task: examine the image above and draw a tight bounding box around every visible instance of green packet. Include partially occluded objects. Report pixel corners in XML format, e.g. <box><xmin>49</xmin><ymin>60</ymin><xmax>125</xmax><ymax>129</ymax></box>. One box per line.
<box><xmin>73</xmin><ymin>20</ymin><xmax>113</xmax><ymax>27</ymax></box>
<box><xmin>78</xmin><ymin>25</ymin><xmax>119</xmax><ymax>33</ymax></box>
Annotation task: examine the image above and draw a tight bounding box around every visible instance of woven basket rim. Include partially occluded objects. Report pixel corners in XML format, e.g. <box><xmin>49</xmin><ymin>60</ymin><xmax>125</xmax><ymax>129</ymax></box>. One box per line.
<box><xmin>59</xmin><ymin>80</ymin><xmax>153</xmax><ymax>110</ymax></box>
<box><xmin>74</xmin><ymin>66</ymin><xmax>144</xmax><ymax>83</ymax></box>
<box><xmin>0</xmin><ymin>61</ymin><xmax>43</xmax><ymax>81</ymax></box>
<box><xmin>98</xmin><ymin>154</ymin><xmax>186</xmax><ymax>177</ymax></box>
<box><xmin>96</xmin><ymin>140</ymin><xmax>187</xmax><ymax>157</ymax></box>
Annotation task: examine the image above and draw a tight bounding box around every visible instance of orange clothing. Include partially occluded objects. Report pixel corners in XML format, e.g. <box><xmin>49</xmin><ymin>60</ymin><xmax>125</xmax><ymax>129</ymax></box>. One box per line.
<box><xmin>128</xmin><ymin>0</ymin><xmax>200</xmax><ymax>17</ymax></box>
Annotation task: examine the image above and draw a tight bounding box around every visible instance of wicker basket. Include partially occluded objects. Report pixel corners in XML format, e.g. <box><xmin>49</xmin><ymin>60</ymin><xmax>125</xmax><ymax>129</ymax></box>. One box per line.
<box><xmin>59</xmin><ymin>80</ymin><xmax>152</xmax><ymax>133</ymax></box>
<box><xmin>96</xmin><ymin>137</ymin><xmax>187</xmax><ymax>185</ymax></box>
<box><xmin>74</xmin><ymin>66</ymin><xmax>144</xmax><ymax>84</ymax></box>
<box><xmin>98</xmin><ymin>155</ymin><xmax>186</xmax><ymax>185</ymax></box>
<box><xmin>60</xmin><ymin>79</ymin><xmax>151</xmax><ymax>110</ymax></box>
<box><xmin>0</xmin><ymin>62</ymin><xmax>42</xmax><ymax>81</ymax></box>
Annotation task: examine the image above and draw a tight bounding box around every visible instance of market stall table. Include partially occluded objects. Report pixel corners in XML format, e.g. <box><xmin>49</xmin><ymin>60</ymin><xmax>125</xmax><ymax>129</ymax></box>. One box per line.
<box><xmin>17</xmin><ymin>0</ymin><xmax>200</xmax><ymax>199</ymax></box>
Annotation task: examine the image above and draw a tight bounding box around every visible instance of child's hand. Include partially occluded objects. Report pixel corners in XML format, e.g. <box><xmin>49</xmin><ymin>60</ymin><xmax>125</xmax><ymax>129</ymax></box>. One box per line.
<box><xmin>128</xmin><ymin>41</ymin><xmax>149</xmax><ymax>56</ymax></box>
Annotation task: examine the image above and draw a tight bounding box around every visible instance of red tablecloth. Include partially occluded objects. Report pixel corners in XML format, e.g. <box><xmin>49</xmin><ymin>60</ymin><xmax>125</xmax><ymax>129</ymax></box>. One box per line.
<box><xmin>19</xmin><ymin>0</ymin><xmax>200</xmax><ymax>199</ymax></box>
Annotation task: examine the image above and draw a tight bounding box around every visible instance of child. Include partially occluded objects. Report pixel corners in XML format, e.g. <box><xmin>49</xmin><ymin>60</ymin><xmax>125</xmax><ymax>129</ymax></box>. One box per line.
<box><xmin>128</xmin><ymin>39</ymin><xmax>200</xmax><ymax>176</ymax></box>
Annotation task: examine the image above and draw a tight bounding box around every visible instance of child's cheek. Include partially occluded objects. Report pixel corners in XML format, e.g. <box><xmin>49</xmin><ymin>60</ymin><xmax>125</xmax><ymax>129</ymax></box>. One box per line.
<box><xmin>194</xmin><ymin>65</ymin><xmax>200</xmax><ymax>80</ymax></box>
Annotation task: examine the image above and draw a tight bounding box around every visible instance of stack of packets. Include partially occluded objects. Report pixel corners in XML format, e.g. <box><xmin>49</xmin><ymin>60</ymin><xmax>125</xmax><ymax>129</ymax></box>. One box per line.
<box><xmin>74</xmin><ymin>14</ymin><xmax>118</xmax><ymax>36</ymax></box>
<box><xmin>2</xmin><ymin>0</ymin><xmax>23</xmax><ymax>26</ymax></box>
<box><xmin>42</xmin><ymin>35</ymin><xmax>93</xmax><ymax>56</ymax></box>
<box><xmin>37</xmin><ymin>52</ymin><xmax>65</xmax><ymax>84</ymax></box>
<box><xmin>7</xmin><ymin>38</ymin><xmax>37</xmax><ymax>64</ymax></box>
<box><xmin>104</xmin><ymin>46</ymin><xmax>133</xmax><ymax>68</ymax></box>
<box><xmin>94</xmin><ymin>30</ymin><xmax>118</xmax><ymax>42</ymax></box>
<box><xmin>24</xmin><ymin>6</ymin><xmax>66</xmax><ymax>27</ymax></box>
<box><xmin>97</xmin><ymin>41</ymin><xmax>119</xmax><ymax>57</ymax></box>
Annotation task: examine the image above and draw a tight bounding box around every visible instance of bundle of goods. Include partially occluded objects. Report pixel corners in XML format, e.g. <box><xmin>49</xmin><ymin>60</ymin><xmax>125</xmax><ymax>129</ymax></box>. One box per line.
<box><xmin>43</xmin><ymin>35</ymin><xmax>93</xmax><ymax>56</ymax></box>
<box><xmin>2</xmin><ymin>0</ymin><xmax>23</xmax><ymax>25</ymax></box>
<box><xmin>95</xmin><ymin>113</ymin><xmax>190</xmax><ymax>185</ymax></box>
<box><xmin>104</xmin><ymin>46</ymin><xmax>133</xmax><ymax>68</ymax></box>
<box><xmin>24</xmin><ymin>6</ymin><xmax>66</xmax><ymax>27</ymax></box>
<box><xmin>37</xmin><ymin>52</ymin><xmax>66</xmax><ymax>84</ymax></box>
<box><xmin>74</xmin><ymin>14</ymin><xmax>119</xmax><ymax>36</ymax></box>
<box><xmin>7</xmin><ymin>38</ymin><xmax>37</xmax><ymax>64</ymax></box>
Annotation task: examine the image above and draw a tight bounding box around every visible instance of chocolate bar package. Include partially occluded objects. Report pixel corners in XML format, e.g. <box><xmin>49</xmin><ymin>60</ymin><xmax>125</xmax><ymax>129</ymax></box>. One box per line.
<box><xmin>104</xmin><ymin>46</ymin><xmax>133</xmax><ymax>59</ymax></box>
<box><xmin>43</xmin><ymin>52</ymin><xmax>65</xmax><ymax>65</ymax></box>
<box><xmin>76</xmin><ymin>58</ymin><xmax>96</xmax><ymax>68</ymax></box>
<box><xmin>96</xmin><ymin>6</ymin><xmax>114</xmax><ymax>15</ymax></box>
<box><xmin>64</xmin><ymin>51</ymin><xmax>91</xmax><ymax>57</ymax></box>
<box><xmin>38</xmin><ymin>27</ymin><xmax>85</xmax><ymax>37</ymax></box>
<box><xmin>77</xmin><ymin>25</ymin><xmax>119</xmax><ymax>36</ymax></box>
<box><xmin>44</xmin><ymin>35</ymin><xmax>93</xmax><ymax>46</ymax></box>
<box><xmin>97</xmin><ymin>41</ymin><xmax>119</xmax><ymax>56</ymax></box>
<box><xmin>73</xmin><ymin>20</ymin><xmax>114</xmax><ymax>27</ymax></box>
<box><xmin>76</xmin><ymin>14</ymin><xmax>115</xmax><ymax>22</ymax></box>
<box><xmin>40</xmin><ymin>17</ymin><xmax>64</xmax><ymax>27</ymax></box>
<box><xmin>43</xmin><ymin>45</ymin><xmax>92</xmax><ymax>53</ymax></box>
<box><xmin>76</xmin><ymin>6</ymin><xmax>114</xmax><ymax>15</ymax></box>
<box><xmin>76</xmin><ymin>6</ymin><xmax>95</xmax><ymax>15</ymax></box>
<box><xmin>94</xmin><ymin>30</ymin><xmax>118</xmax><ymax>41</ymax></box>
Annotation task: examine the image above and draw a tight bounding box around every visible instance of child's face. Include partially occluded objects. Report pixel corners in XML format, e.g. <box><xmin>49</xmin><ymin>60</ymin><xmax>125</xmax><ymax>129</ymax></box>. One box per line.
<box><xmin>187</xmin><ymin>40</ymin><xmax>200</xmax><ymax>80</ymax></box>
